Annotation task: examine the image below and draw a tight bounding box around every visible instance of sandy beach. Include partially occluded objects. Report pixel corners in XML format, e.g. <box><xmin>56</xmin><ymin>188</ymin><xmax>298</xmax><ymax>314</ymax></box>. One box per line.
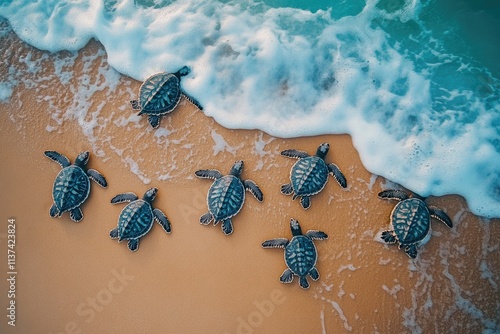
<box><xmin>1</xmin><ymin>26</ymin><xmax>499</xmax><ymax>333</ymax></box>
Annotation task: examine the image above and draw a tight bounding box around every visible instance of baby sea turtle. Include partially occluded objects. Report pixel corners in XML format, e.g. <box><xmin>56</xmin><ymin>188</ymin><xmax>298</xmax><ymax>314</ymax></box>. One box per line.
<box><xmin>262</xmin><ymin>218</ymin><xmax>328</xmax><ymax>289</ymax></box>
<box><xmin>281</xmin><ymin>142</ymin><xmax>347</xmax><ymax>209</ymax></box>
<box><xmin>45</xmin><ymin>151</ymin><xmax>107</xmax><ymax>222</ymax></box>
<box><xmin>109</xmin><ymin>188</ymin><xmax>171</xmax><ymax>252</ymax></box>
<box><xmin>378</xmin><ymin>189</ymin><xmax>453</xmax><ymax>258</ymax></box>
<box><xmin>130</xmin><ymin>66</ymin><xmax>203</xmax><ymax>129</ymax></box>
<box><xmin>195</xmin><ymin>161</ymin><xmax>263</xmax><ymax>235</ymax></box>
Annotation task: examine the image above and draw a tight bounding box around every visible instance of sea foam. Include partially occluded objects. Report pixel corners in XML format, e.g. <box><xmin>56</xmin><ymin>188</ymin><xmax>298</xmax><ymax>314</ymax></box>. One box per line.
<box><xmin>1</xmin><ymin>0</ymin><xmax>499</xmax><ymax>217</ymax></box>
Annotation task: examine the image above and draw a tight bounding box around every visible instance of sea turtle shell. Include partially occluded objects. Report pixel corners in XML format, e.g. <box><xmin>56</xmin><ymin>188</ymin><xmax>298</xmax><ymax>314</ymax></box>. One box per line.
<box><xmin>290</xmin><ymin>156</ymin><xmax>329</xmax><ymax>196</ymax></box>
<box><xmin>285</xmin><ymin>235</ymin><xmax>317</xmax><ymax>276</ymax></box>
<box><xmin>208</xmin><ymin>175</ymin><xmax>245</xmax><ymax>222</ymax></box>
<box><xmin>117</xmin><ymin>200</ymin><xmax>154</xmax><ymax>240</ymax></box>
<box><xmin>391</xmin><ymin>198</ymin><xmax>430</xmax><ymax>245</ymax></box>
<box><xmin>52</xmin><ymin>166</ymin><xmax>91</xmax><ymax>212</ymax></box>
<box><xmin>138</xmin><ymin>73</ymin><xmax>181</xmax><ymax>115</ymax></box>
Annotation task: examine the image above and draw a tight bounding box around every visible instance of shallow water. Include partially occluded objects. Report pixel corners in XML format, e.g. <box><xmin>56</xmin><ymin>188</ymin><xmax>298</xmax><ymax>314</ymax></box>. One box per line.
<box><xmin>1</xmin><ymin>0</ymin><xmax>499</xmax><ymax>217</ymax></box>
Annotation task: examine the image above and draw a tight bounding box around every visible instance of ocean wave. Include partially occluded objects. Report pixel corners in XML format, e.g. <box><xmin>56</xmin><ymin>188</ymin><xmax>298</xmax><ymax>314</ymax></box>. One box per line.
<box><xmin>1</xmin><ymin>0</ymin><xmax>499</xmax><ymax>217</ymax></box>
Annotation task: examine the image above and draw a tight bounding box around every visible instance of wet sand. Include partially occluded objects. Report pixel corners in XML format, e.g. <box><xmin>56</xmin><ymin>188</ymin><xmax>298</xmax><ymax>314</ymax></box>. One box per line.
<box><xmin>0</xmin><ymin>28</ymin><xmax>499</xmax><ymax>333</ymax></box>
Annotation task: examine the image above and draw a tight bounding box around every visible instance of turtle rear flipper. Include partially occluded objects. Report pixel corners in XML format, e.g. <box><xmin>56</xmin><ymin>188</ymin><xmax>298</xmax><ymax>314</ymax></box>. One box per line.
<box><xmin>109</xmin><ymin>228</ymin><xmax>119</xmax><ymax>239</ymax></box>
<box><xmin>381</xmin><ymin>230</ymin><xmax>397</xmax><ymax>244</ymax></box>
<box><xmin>182</xmin><ymin>92</ymin><xmax>203</xmax><ymax>110</ymax></box>
<box><xmin>130</xmin><ymin>100</ymin><xmax>141</xmax><ymax>110</ymax></box>
<box><xmin>87</xmin><ymin>169</ymin><xmax>108</xmax><ymax>188</ymax></box>
<box><xmin>244</xmin><ymin>180</ymin><xmax>263</xmax><ymax>202</ymax></box>
<box><xmin>281</xmin><ymin>149</ymin><xmax>309</xmax><ymax>159</ymax></box>
<box><xmin>309</xmin><ymin>267</ymin><xmax>320</xmax><ymax>281</ymax></box>
<box><xmin>154</xmin><ymin>208</ymin><xmax>171</xmax><ymax>233</ymax></box>
<box><xmin>262</xmin><ymin>238</ymin><xmax>289</xmax><ymax>248</ymax></box>
<box><xmin>148</xmin><ymin>115</ymin><xmax>161</xmax><ymax>129</ymax></box>
<box><xmin>299</xmin><ymin>276</ymin><xmax>310</xmax><ymax>289</ymax></box>
<box><xmin>70</xmin><ymin>208</ymin><xmax>83</xmax><ymax>222</ymax></box>
<box><xmin>300</xmin><ymin>196</ymin><xmax>311</xmax><ymax>210</ymax></box>
<box><xmin>128</xmin><ymin>239</ymin><xmax>140</xmax><ymax>252</ymax></box>
<box><xmin>44</xmin><ymin>151</ymin><xmax>71</xmax><ymax>168</ymax></box>
<box><xmin>222</xmin><ymin>219</ymin><xmax>233</xmax><ymax>235</ymax></box>
<box><xmin>280</xmin><ymin>269</ymin><xmax>293</xmax><ymax>283</ymax></box>
<box><xmin>280</xmin><ymin>183</ymin><xmax>293</xmax><ymax>195</ymax></box>
<box><xmin>49</xmin><ymin>204</ymin><xmax>61</xmax><ymax>218</ymax></box>
<box><xmin>328</xmin><ymin>163</ymin><xmax>347</xmax><ymax>188</ymax></box>
<box><xmin>404</xmin><ymin>244</ymin><xmax>418</xmax><ymax>259</ymax></box>
<box><xmin>111</xmin><ymin>192</ymin><xmax>139</xmax><ymax>204</ymax></box>
<box><xmin>200</xmin><ymin>212</ymin><xmax>213</xmax><ymax>225</ymax></box>
<box><xmin>428</xmin><ymin>206</ymin><xmax>453</xmax><ymax>228</ymax></box>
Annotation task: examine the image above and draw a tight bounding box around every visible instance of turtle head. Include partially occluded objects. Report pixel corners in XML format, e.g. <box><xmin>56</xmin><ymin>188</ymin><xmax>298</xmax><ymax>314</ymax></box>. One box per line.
<box><xmin>230</xmin><ymin>160</ymin><xmax>244</xmax><ymax>177</ymax></box>
<box><xmin>290</xmin><ymin>218</ymin><xmax>303</xmax><ymax>236</ymax></box>
<box><xmin>175</xmin><ymin>66</ymin><xmax>191</xmax><ymax>78</ymax></box>
<box><xmin>143</xmin><ymin>188</ymin><xmax>158</xmax><ymax>203</ymax></box>
<box><xmin>316</xmin><ymin>143</ymin><xmax>330</xmax><ymax>159</ymax></box>
<box><xmin>75</xmin><ymin>151</ymin><xmax>90</xmax><ymax>167</ymax></box>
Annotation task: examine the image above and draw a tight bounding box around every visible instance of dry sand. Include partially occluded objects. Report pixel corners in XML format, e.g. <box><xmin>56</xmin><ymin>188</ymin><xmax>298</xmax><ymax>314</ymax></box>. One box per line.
<box><xmin>0</xmin><ymin>27</ymin><xmax>499</xmax><ymax>333</ymax></box>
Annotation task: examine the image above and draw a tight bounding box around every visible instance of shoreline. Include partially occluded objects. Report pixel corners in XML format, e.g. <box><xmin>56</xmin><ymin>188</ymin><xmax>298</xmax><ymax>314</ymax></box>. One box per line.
<box><xmin>1</xmin><ymin>28</ymin><xmax>499</xmax><ymax>333</ymax></box>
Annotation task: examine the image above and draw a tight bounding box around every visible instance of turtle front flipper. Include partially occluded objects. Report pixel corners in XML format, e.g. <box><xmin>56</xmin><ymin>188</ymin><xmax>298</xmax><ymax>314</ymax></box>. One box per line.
<box><xmin>109</xmin><ymin>228</ymin><xmax>119</xmax><ymax>239</ymax></box>
<box><xmin>49</xmin><ymin>203</ymin><xmax>61</xmax><ymax>218</ymax></box>
<box><xmin>309</xmin><ymin>267</ymin><xmax>320</xmax><ymax>281</ymax></box>
<box><xmin>200</xmin><ymin>212</ymin><xmax>213</xmax><ymax>225</ymax></box>
<box><xmin>182</xmin><ymin>92</ymin><xmax>203</xmax><ymax>111</ymax></box>
<box><xmin>280</xmin><ymin>269</ymin><xmax>294</xmax><ymax>284</ymax></box>
<box><xmin>111</xmin><ymin>192</ymin><xmax>139</xmax><ymax>204</ymax></box>
<box><xmin>328</xmin><ymin>163</ymin><xmax>347</xmax><ymax>188</ymax></box>
<box><xmin>244</xmin><ymin>180</ymin><xmax>263</xmax><ymax>202</ymax></box>
<box><xmin>127</xmin><ymin>239</ymin><xmax>140</xmax><ymax>252</ymax></box>
<box><xmin>87</xmin><ymin>169</ymin><xmax>108</xmax><ymax>188</ymax></box>
<box><xmin>380</xmin><ymin>230</ymin><xmax>397</xmax><ymax>244</ymax></box>
<box><xmin>221</xmin><ymin>219</ymin><xmax>233</xmax><ymax>235</ymax></box>
<box><xmin>281</xmin><ymin>149</ymin><xmax>309</xmax><ymax>159</ymax></box>
<box><xmin>148</xmin><ymin>115</ymin><xmax>161</xmax><ymax>129</ymax></box>
<box><xmin>262</xmin><ymin>238</ymin><xmax>289</xmax><ymax>248</ymax></box>
<box><xmin>428</xmin><ymin>206</ymin><xmax>453</xmax><ymax>228</ymax></box>
<box><xmin>404</xmin><ymin>244</ymin><xmax>418</xmax><ymax>259</ymax></box>
<box><xmin>378</xmin><ymin>189</ymin><xmax>409</xmax><ymax>201</ymax></box>
<box><xmin>299</xmin><ymin>276</ymin><xmax>310</xmax><ymax>289</ymax></box>
<box><xmin>70</xmin><ymin>208</ymin><xmax>83</xmax><ymax>222</ymax></box>
<box><xmin>300</xmin><ymin>196</ymin><xmax>311</xmax><ymax>210</ymax></box>
<box><xmin>44</xmin><ymin>151</ymin><xmax>71</xmax><ymax>168</ymax></box>
<box><xmin>154</xmin><ymin>208</ymin><xmax>171</xmax><ymax>233</ymax></box>
<box><xmin>195</xmin><ymin>169</ymin><xmax>223</xmax><ymax>180</ymax></box>
<box><xmin>280</xmin><ymin>183</ymin><xmax>294</xmax><ymax>195</ymax></box>
<box><xmin>130</xmin><ymin>100</ymin><xmax>141</xmax><ymax>111</ymax></box>
<box><xmin>305</xmin><ymin>230</ymin><xmax>328</xmax><ymax>240</ymax></box>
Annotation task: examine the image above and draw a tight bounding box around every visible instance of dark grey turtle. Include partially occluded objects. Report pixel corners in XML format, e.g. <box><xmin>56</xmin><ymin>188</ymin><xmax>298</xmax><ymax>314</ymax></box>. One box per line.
<box><xmin>45</xmin><ymin>151</ymin><xmax>108</xmax><ymax>222</ymax></box>
<box><xmin>130</xmin><ymin>66</ymin><xmax>203</xmax><ymax>129</ymax></box>
<box><xmin>109</xmin><ymin>188</ymin><xmax>171</xmax><ymax>252</ymax></box>
<box><xmin>262</xmin><ymin>218</ymin><xmax>328</xmax><ymax>289</ymax></box>
<box><xmin>378</xmin><ymin>189</ymin><xmax>453</xmax><ymax>258</ymax></box>
<box><xmin>281</xmin><ymin>142</ymin><xmax>347</xmax><ymax>210</ymax></box>
<box><xmin>195</xmin><ymin>160</ymin><xmax>263</xmax><ymax>235</ymax></box>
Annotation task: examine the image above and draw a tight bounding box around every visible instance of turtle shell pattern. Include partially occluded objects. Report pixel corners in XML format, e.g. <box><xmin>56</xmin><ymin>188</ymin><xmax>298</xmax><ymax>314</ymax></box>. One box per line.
<box><xmin>391</xmin><ymin>198</ymin><xmax>430</xmax><ymax>245</ymax></box>
<box><xmin>139</xmin><ymin>73</ymin><xmax>181</xmax><ymax>115</ymax></box>
<box><xmin>208</xmin><ymin>175</ymin><xmax>245</xmax><ymax>221</ymax></box>
<box><xmin>52</xmin><ymin>166</ymin><xmax>90</xmax><ymax>212</ymax></box>
<box><xmin>118</xmin><ymin>200</ymin><xmax>154</xmax><ymax>240</ymax></box>
<box><xmin>291</xmin><ymin>156</ymin><xmax>329</xmax><ymax>196</ymax></box>
<box><xmin>285</xmin><ymin>236</ymin><xmax>317</xmax><ymax>276</ymax></box>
